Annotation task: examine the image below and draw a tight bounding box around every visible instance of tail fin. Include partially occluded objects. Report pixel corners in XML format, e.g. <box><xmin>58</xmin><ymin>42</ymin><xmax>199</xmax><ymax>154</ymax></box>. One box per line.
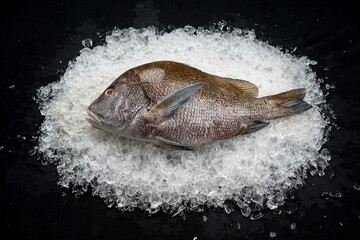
<box><xmin>263</xmin><ymin>88</ymin><xmax>312</xmax><ymax>119</ymax></box>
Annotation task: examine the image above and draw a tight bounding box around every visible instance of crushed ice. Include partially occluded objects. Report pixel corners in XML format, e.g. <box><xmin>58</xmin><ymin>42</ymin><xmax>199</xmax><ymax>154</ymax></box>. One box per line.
<box><xmin>81</xmin><ymin>38</ymin><xmax>93</xmax><ymax>48</ymax></box>
<box><xmin>269</xmin><ymin>232</ymin><xmax>277</xmax><ymax>238</ymax></box>
<box><xmin>36</xmin><ymin>25</ymin><xmax>332</xmax><ymax>215</ymax></box>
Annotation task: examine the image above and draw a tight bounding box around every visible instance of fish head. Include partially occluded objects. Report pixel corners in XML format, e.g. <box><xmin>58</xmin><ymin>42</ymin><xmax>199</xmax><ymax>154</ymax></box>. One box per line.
<box><xmin>86</xmin><ymin>76</ymin><xmax>147</xmax><ymax>134</ymax></box>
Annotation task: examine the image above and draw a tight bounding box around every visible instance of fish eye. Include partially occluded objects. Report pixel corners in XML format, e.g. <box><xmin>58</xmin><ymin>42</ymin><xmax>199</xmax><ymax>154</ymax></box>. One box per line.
<box><xmin>105</xmin><ymin>88</ymin><xmax>114</xmax><ymax>97</ymax></box>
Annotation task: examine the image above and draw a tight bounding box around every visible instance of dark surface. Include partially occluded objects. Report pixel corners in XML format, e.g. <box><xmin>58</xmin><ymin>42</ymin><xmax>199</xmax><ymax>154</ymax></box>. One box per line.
<box><xmin>1</xmin><ymin>0</ymin><xmax>360</xmax><ymax>239</ymax></box>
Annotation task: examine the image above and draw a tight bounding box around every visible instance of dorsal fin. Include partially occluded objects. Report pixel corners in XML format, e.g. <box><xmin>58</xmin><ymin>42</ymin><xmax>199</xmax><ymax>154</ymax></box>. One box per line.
<box><xmin>227</xmin><ymin>79</ymin><xmax>259</xmax><ymax>98</ymax></box>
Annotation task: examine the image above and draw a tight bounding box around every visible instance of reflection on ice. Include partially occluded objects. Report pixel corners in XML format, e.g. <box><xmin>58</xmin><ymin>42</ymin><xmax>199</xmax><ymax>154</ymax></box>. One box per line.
<box><xmin>37</xmin><ymin>25</ymin><xmax>332</xmax><ymax>215</ymax></box>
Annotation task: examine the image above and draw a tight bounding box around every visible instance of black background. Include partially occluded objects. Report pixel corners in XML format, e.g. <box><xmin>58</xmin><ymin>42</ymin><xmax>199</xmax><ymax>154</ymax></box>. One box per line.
<box><xmin>1</xmin><ymin>0</ymin><xmax>360</xmax><ymax>239</ymax></box>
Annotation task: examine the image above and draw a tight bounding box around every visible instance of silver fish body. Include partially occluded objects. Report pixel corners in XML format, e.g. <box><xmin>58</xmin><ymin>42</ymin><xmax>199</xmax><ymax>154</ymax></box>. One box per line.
<box><xmin>86</xmin><ymin>61</ymin><xmax>312</xmax><ymax>149</ymax></box>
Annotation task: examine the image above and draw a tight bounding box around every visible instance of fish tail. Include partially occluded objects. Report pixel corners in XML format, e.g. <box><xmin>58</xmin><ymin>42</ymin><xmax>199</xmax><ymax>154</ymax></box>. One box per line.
<box><xmin>263</xmin><ymin>88</ymin><xmax>312</xmax><ymax>119</ymax></box>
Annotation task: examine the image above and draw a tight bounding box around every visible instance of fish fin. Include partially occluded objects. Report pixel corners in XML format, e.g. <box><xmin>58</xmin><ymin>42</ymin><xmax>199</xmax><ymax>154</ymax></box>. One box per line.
<box><xmin>154</xmin><ymin>137</ymin><xmax>195</xmax><ymax>150</ymax></box>
<box><xmin>146</xmin><ymin>82</ymin><xmax>205</xmax><ymax>124</ymax></box>
<box><xmin>264</xmin><ymin>88</ymin><xmax>312</xmax><ymax>119</ymax></box>
<box><xmin>265</xmin><ymin>88</ymin><xmax>306</xmax><ymax>100</ymax></box>
<box><xmin>227</xmin><ymin>79</ymin><xmax>259</xmax><ymax>97</ymax></box>
<box><xmin>243</xmin><ymin>121</ymin><xmax>269</xmax><ymax>134</ymax></box>
<box><xmin>221</xmin><ymin>121</ymin><xmax>269</xmax><ymax>139</ymax></box>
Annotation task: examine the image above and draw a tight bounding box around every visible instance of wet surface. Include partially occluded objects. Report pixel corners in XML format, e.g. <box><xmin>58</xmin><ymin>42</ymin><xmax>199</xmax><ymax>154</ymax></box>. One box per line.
<box><xmin>1</xmin><ymin>0</ymin><xmax>360</xmax><ymax>239</ymax></box>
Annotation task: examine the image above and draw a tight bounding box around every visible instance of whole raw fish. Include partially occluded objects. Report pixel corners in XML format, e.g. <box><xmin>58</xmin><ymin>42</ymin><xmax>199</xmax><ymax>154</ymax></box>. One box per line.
<box><xmin>86</xmin><ymin>61</ymin><xmax>311</xmax><ymax>149</ymax></box>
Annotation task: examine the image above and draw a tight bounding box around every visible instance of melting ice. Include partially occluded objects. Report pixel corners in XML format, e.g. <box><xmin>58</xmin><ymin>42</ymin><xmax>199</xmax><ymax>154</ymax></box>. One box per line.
<box><xmin>37</xmin><ymin>25</ymin><xmax>332</xmax><ymax>215</ymax></box>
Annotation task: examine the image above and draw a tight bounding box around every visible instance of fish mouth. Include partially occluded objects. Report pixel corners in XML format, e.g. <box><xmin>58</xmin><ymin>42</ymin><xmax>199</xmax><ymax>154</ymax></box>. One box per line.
<box><xmin>86</xmin><ymin>109</ymin><xmax>102</xmax><ymax>123</ymax></box>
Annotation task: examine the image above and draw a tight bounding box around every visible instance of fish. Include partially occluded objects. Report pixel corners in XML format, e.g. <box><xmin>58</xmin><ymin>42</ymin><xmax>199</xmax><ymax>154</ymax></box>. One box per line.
<box><xmin>86</xmin><ymin>61</ymin><xmax>312</xmax><ymax>150</ymax></box>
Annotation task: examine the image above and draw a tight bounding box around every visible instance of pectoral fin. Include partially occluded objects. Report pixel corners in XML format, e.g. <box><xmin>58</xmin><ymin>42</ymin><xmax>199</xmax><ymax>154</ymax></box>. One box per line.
<box><xmin>146</xmin><ymin>82</ymin><xmax>205</xmax><ymax>124</ymax></box>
